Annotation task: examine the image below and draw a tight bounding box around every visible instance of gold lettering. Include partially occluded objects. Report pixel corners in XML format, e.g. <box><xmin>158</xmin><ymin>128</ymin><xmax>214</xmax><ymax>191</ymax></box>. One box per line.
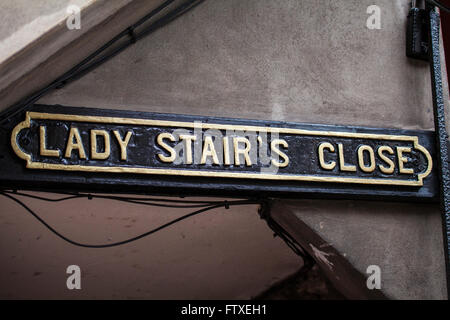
<box><xmin>39</xmin><ymin>126</ymin><xmax>60</xmax><ymax>157</ymax></box>
<box><xmin>271</xmin><ymin>139</ymin><xmax>289</xmax><ymax>168</ymax></box>
<box><xmin>200</xmin><ymin>136</ymin><xmax>220</xmax><ymax>165</ymax></box>
<box><xmin>65</xmin><ymin>127</ymin><xmax>86</xmax><ymax>159</ymax></box>
<box><xmin>179</xmin><ymin>134</ymin><xmax>197</xmax><ymax>165</ymax></box>
<box><xmin>338</xmin><ymin>143</ymin><xmax>356</xmax><ymax>172</ymax></box>
<box><xmin>91</xmin><ymin>130</ymin><xmax>110</xmax><ymax>160</ymax></box>
<box><xmin>157</xmin><ymin>133</ymin><xmax>176</xmax><ymax>163</ymax></box>
<box><xmin>318</xmin><ymin>142</ymin><xmax>335</xmax><ymax>170</ymax></box>
<box><xmin>397</xmin><ymin>146</ymin><xmax>414</xmax><ymax>174</ymax></box>
<box><xmin>113</xmin><ymin>131</ymin><xmax>132</xmax><ymax>161</ymax></box>
<box><xmin>234</xmin><ymin>137</ymin><xmax>252</xmax><ymax>166</ymax></box>
<box><xmin>223</xmin><ymin>137</ymin><xmax>231</xmax><ymax>165</ymax></box>
<box><xmin>378</xmin><ymin>146</ymin><xmax>395</xmax><ymax>174</ymax></box>
<box><xmin>357</xmin><ymin>145</ymin><xmax>375</xmax><ymax>173</ymax></box>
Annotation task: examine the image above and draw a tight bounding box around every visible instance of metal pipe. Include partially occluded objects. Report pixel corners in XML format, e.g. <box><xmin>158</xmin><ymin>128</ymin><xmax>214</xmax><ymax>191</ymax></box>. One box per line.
<box><xmin>426</xmin><ymin>4</ymin><xmax>450</xmax><ymax>299</ymax></box>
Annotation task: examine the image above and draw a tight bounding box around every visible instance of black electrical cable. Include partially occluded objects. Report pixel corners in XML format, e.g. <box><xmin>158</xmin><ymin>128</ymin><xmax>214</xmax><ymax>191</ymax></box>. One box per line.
<box><xmin>2</xmin><ymin>190</ymin><xmax>311</xmax><ymax>260</ymax></box>
<box><xmin>43</xmin><ymin>190</ymin><xmax>229</xmax><ymax>204</ymax></box>
<box><xmin>2</xmin><ymin>191</ymin><xmax>82</xmax><ymax>202</ymax></box>
<box><xmin>0</xmin><ymin>191</ymin><xmax>260</xmax><ymax>248</ymax></box>
<box><xmin>257</xmin><ymin>202</ymin><xmax>310</xmax><ymax>261</ymax></box>
<box><xmin>2</xmin><ymin>190</ymin><xmax>233</xmax><ymax>208</ymax></box>
<box><xmin>60</xmin><ymin>0</ymin><xmax>206</xmax><ymax>88</ymax></box>
<box><xmin>266</xmin><ymin>218</ymin><xmax>308</xmax><ymax>259</ymax></box>
<box><xmin>0</xmin><ymin>0</ymin><xmax>205</xmax><ymax>123</ymax></box>
<box><xmin>56</xmin><ymin>0</ymin><xmax>177</xmax><ymax>87</ymax></box>
<box><xmin>0</xmin><ymin>191</ymin><xmax>211</xmax><ymax>209</ymax></box>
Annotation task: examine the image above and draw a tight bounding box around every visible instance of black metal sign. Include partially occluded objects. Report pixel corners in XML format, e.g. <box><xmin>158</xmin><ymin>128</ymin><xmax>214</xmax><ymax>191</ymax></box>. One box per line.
<box><xmin>0</xmin><ymin>104</ymin><xmax>438</xmax><ymax>201</ymax></box>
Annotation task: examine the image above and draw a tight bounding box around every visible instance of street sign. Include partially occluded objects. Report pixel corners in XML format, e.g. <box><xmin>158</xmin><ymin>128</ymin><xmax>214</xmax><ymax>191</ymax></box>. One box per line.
<box><xmin>0</xmin><ymin>104</ymin><xmax>438</xmax><ymax>201</ymax></box>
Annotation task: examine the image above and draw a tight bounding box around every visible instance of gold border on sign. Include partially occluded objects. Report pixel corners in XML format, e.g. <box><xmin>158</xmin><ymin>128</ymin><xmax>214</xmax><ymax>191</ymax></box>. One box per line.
<box><xmin>11</xmin><ymin>111</ymin><xmax>433</xmax><ymax>186</ymax></box>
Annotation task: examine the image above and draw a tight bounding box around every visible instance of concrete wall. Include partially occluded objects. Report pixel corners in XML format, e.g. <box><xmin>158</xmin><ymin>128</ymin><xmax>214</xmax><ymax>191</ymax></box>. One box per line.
<box><xmin>39</xmin><ymin>0</ymin><xmax>450</xmax><ymax>130</ymax></box>
<box><xmin>0</xmin><ymin>0</ymin><xmax>449</xmax><ymax>299</ymax></box>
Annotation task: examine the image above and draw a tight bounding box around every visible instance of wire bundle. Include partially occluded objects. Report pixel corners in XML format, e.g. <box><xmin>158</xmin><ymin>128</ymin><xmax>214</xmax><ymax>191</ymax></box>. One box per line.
<box><xmin>1</xmin><ymin>190</ymin><xmax>260</xmax><ymax>248</ymax></box>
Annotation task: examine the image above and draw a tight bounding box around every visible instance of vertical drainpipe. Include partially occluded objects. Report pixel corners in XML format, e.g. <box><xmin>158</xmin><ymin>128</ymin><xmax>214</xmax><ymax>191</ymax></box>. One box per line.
<box><xmin>427</xmin><ymin>3</ymin><xmax>450</xmax><ymax>299</ymax></box>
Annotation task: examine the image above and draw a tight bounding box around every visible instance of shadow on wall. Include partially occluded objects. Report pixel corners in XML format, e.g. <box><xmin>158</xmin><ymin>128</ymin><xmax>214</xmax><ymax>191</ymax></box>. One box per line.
<box><xmin>254</xmin><ymin>264</ymin><xmax>346</xmax><ymax>300</ymax></box>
